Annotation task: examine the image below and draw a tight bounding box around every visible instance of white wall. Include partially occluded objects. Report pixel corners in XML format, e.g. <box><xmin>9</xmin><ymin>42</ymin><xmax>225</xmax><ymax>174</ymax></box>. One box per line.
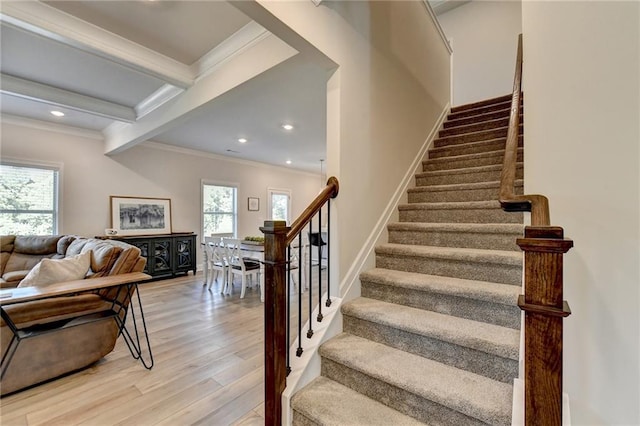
<box><xmin>437</xmin><ymin>0</ymin><xmax>522</xmax><ymax>106</ymax></box>
<box><xmin>522</xmin><ymin>2</ymin><xmax>640</xmax><ymax>424</ymax></box>
<box><xmin>0</xmin><ymin>119</ymin><xmax>321</xmax><ymax>268</ymax></box>
<box><xmin>237</xmin><ymin>0</ymin><xmax>451</xmax><ymax>295</ymax></box>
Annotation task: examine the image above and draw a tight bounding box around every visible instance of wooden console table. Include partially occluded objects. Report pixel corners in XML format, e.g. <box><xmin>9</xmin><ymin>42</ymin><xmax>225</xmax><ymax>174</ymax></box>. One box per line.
<box><xmin>99</xmin><ymin>233</ymin><xmax>197</xmax><ymax>279</ymax></box>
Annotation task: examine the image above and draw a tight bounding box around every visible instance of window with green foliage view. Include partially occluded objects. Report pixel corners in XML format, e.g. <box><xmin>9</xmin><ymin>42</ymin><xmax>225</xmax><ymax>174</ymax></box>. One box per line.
<box><xmin>202</xmin><ymin>183</ymin><xmax>236</xmax><ymax>237</ymax></box>
<box><xmin>271</xmin><ymin>193</ymin><xmax>289</xmax><ymax>222</ymax></box>
<box><xmin>0</xmin><ymin>163</ymin><xmax>59</xmax><ymax>235</ymax></box>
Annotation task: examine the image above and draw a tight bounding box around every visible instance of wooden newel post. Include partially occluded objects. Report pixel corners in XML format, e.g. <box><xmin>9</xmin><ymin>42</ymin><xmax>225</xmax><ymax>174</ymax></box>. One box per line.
<box><xmin>261</xmin><ymin>220</ymin><xmax>289</xmax><ymax>426</ymax></box>
<box><xmin>517</xmin><ymin>226</ymin><xmax>573</xmax><ymax>426</ymax></box>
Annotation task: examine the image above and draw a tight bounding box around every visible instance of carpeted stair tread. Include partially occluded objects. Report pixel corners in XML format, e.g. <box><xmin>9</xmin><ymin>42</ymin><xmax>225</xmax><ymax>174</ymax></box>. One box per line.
<box><xmin>388</xmin><ymin>220</ymin><xmax>524</xmax><ymax>231</ymax></box>
<box><xmin>319</xmin><ymin>333</ymin><xmax>513</xmax><ymax>426</ymax></box>
<box><xmin>425</xmin><ymin>148</ymin><xmax>512</xmax><ymax>164</ymax></box>
<box><xmin>342</xmin><ymin>297</ymin><xmax>519</xmax><ymax>361</ymax></box>
<box><xmin>439</xmin><ymin>117</ymin><xmax>511</xmax><ymax>138</ymax></box>
<box><xmin>387</xmin><ymin>221</ymin><xmax>523</xmax><ymax>250</ymax></box>
<box><xmin>443</xmin><ymin>108</ymin><xmax>512</xmax><ymax>128</ymax></box>
<box><xmin>409</xmin><ymin>180</ymin><xmax>523</xmax><ymax>195</ymax></box>
<box><xmin>450</xmin><ymin>94</ymin><xmax>512</xmax><ymax>112</ymax></box>
<box><xmin>416</xmin><ymin>163</ymin><xmax>522</xmax><ymax>179</ymax></box>
<box><xmin>447</xmin><ymin>96</ymin><xmax>521</xmax><ymax>121</ymax></box>
<box><xmin>291</xmin><ymin>376</ymin><xmax>424</xmax><ymax>426</ymax></box>
<box><xmin>399</xmin><ymin>199</ymin><xmax>508</xmax><ymax>211</ymax></box>
<box><xmin>360</xmin><ymin>268</ymin><xmax>521</xmax><ymax>329</ymax></box>
<box><xmin>398</xmin><ymin>200</ymin><xmax>523</xmax><ymax>225</ymax></box>
<box><xmin>407</xmin><ymin>180</ymin><xmax>523</xmax><ymax>204</ymax></box>
<box><xmin>428</xmin><ymin>136</ymin><xmax>523</xmax><ymax>159</ymax></box>
<box><xmin>434</xmin><ymin>127</ymin><xmax>512</xmax><ymax>148</ymax></box>
<box><xmin>375</xmin><ymin>243</ymin><xmax>522</xmax><ymax>285</ymax></box>
<box><xmin>422</xmin><ymin>149</ymin><xmax>523</xmax><ymax>172</ymax></box>
<box><xmin>376</xmin><ymin>243</ymin><xmax>521</xmax><ymax>267</ymax></box>
<box><xmin>415</xmin><ymin>163</ymin><xmax>523</xmax><ymax>187</ymax></box>
<box><xmin>447</xmin><ymin>101</ymin><xmax>513</xmax><ymax>121</ymax></box>
<box><xmin>360</xmin><ymin>268</ymin><xmax>520</xmax><ymax>307</ymax></box>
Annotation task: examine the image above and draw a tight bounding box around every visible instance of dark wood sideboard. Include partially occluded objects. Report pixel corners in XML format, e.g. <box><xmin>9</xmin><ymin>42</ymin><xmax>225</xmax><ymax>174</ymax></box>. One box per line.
<box><xmin>98</xmin><ymin>233</ymin><xmax>197</xmax><ymax>279</ymax></box>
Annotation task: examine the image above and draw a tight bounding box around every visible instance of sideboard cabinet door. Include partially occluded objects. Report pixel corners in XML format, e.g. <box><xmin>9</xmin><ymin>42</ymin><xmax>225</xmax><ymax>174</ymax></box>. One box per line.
<box><xmin>174</xmin><ymin>236</ymin><xmax>196</xmax><ymax>274</ymax></box>
<box><xmin>152</xmin><ymin>237</ymin><xmax>173</xmax><ymax>277</ymax></box>
<box><xmin>103</xmin><ymin>233</ymin><xmax>196</xmax><ymax>280</ymax></box>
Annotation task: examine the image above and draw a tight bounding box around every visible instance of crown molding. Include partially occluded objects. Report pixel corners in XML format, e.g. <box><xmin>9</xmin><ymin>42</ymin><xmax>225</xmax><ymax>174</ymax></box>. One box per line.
<box><xmin>191</xmin><ymin>21</ymin><xmax>270</xmax><ymax>81</ymax></box>
<box><xmin>142</xmin><ymin>141</ymin><xmax>319</xmax><ymax>178</ymax></box>
<box><xmin>135</xmin><ymin>84</ymin><xmax>185</xmax><ymax>120</ymax></box>
<box><xmin>1</xmin><ymin>114</ymin><xmax>103</xmax><ymax>140</ymax></box>
<box><xmin>0</xmin><ymin>2</ymin><xmax>194</xmax><ymax>88</ymax></box>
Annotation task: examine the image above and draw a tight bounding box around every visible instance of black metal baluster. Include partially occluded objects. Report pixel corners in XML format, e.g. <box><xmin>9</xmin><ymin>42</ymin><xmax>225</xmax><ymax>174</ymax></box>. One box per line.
<box><xmin>326</xmin><ymin>200</ymin><xmax>332</xmax><ymax>307</ymax></box>
<box><xmin>296</xmin><ymin>232</ymin><xmax>303</xmax><ymax>357</ymax></box>
<box><xmin>286</xmin><ymin>244</ymin><xmax>291</xmax><ymax>375</ymax></box>
<box><xmin>317</xmin><ymin>207</ymin><xmax>323</xmax><ymax>322</ymax></box>
<box><xmin>307</xmin><ymin>220</ymin><xmax>314</xmax><ymax>339</ymax></box>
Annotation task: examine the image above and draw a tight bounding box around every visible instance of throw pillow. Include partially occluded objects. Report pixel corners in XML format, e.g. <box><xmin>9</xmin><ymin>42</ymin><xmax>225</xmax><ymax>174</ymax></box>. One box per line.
<box><xmin>18</xmin><ymin>251</ymin><xmax>91</xmax><ymax>288</ymax></box>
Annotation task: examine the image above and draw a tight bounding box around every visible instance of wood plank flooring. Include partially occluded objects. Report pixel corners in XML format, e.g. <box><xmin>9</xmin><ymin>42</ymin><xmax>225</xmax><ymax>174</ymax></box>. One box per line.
<box><xmin>0</xmin><ymin>271</ymin><xmax>325</xmax><ymax>426</ymax></box>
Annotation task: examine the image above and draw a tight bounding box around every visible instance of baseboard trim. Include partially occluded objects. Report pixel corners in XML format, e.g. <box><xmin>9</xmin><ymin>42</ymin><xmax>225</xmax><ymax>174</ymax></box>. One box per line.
<box><xmin>339</xmin><ymin>103</ymin><xmax>450</xmax><ymax>303</ymax></box>
<box><xmin>281</xmin><ymin>295</ymin><xmax>343</xmax><ymax>426</ymax></box>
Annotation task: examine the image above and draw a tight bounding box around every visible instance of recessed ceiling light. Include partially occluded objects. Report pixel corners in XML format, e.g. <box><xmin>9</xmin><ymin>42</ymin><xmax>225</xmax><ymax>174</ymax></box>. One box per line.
<box><xmin>238</xmin><ymin>138</ymin><xmax>247</xmax><ymax>143</ymax></box>
<box><xmin>50</xmin><ymin>110</ymin><xmax>65</xmax><ymax>117</ymax></box>
<box><xmin>282</xmin><ymin>124</ymin><xmax>294</xmax><ymax>131</ymax></box>
<box><xmin>286</xmin><ymin>160</ymin><xmax>292</xmax><ymax>165</ymax></box>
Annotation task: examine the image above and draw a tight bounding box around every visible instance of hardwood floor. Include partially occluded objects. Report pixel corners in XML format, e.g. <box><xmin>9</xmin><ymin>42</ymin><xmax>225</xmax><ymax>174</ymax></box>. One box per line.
<box><xmin>1</xmin><ymin>273</ymin><xmax>276</xmax><ymax>426</ymax></box>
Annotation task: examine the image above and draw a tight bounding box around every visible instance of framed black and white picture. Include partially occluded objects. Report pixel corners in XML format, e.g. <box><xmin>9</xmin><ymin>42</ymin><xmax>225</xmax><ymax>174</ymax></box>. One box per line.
<box><xmin>248</xmin><ymin>197</ymin><xmax>260</xmax><ymax>212</ymax></box>
<box><xmin>110</xmin><ymin>196</ymin><xmax>172</xmax><ymax>236</ymax></box>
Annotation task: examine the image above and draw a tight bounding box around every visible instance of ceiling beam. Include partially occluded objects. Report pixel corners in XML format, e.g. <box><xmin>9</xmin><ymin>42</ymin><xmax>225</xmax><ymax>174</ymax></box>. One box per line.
<box><xmin>230</xmin><ymin>0</ymin><xmax>337</xmax><ymax>71</ymax></box>
<box><xmin>0</xmin><ymin>1</ymin><xmax>193</xmax><ymax>89</ymax></box>
<box><xmin>1</xmin><ymin>73</ymin><xmax>136</xmax><ymax>122</ymax></box>
<box><xmin>191</xmin><ymin>21</ymin><xmax>270</xmax><ymax>80</ymax></box>
<box><xmin>103</xmin><ymin>32</ymin><xmax>298</xmax><ymax>155</ymax></box>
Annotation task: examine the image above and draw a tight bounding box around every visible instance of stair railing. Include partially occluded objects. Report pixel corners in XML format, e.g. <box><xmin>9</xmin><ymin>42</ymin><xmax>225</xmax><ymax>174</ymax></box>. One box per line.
<box><xmin>261</xmin><ymin>176</ymin><xmax>339</xmax><ymax>426</ymax></box>
<box><xmin>500</xmin><ymin>33</ymin><xmax>573</xmax><ymax>426</ymax></box>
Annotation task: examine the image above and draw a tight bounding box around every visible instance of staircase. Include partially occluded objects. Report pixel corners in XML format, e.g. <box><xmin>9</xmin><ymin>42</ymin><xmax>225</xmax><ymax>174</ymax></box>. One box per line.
<box><xmin>291</xmin><ymin>94</ymin><xmax>525</xmax><ymax>425</ymax></box>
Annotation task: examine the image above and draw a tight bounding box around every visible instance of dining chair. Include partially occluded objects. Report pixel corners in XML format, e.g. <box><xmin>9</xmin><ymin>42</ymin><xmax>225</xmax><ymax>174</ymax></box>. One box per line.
<box><xmin>225</xmin><ymin>239</ymin><xmax>262</xmax><ymax>300</ymax></box>
<box><xmin>303</xmin><ymin>231</ymin><xmax>327</xmax><ymax>278</ymax></box>
<box><xmin>204</xmin><ymin>236</ymin><xmax>228</xmax><ymax>293</ymax></box>
<box><xmin>288</xmin><ymin>240</ymin><xmax>307</xmax><ymax>293</ymax></box>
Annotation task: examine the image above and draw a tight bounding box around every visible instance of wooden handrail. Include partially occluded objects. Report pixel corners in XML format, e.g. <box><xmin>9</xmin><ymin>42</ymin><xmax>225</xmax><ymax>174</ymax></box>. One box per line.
<box><xmin>286</xmin><ymin>176</ymin><xmax>339</xmax><ymax>245</ymax></box>
<box><xmin>262</xmin><ymin>177</ymin><xmax>339</xmax><ymax>426</ymax></box>
<box><xmin>500</xmin><ymin>34</ymin><xmax>573</xmax><ymax>426</ymax></box>
<box><xmin>499</xmin><ymin>33</ymin><xmax>551</xmax><ymax>226</ymax></box>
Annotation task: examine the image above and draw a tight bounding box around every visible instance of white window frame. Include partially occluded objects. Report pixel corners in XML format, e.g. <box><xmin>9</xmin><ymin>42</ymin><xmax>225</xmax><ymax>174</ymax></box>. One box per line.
<box><xmin>0</xmin><ymin>159</ymin><xmax>62</xmax><ymax>235</ymax></box>
<box><xmin>201</xmin><ymin>180</ymin><xmax>238</xmax><ymax>241</ymax></box>
<box><xmin>267</xmin><ymin>187</ymin><xmax>292</xmax><ymax>225</ymax></box>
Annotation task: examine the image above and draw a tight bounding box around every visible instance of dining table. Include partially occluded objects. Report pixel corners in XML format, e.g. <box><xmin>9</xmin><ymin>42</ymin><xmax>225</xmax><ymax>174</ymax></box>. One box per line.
<box><xmin>201</xmin><ymin>240</ymin><xmax>265</xmax><ymax>287</ymax></box>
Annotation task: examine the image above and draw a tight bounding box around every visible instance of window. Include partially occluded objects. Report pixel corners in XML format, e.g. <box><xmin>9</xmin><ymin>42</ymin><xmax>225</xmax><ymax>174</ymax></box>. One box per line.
<box><xmin>0</xmin><ymin>162</ymin><xmax>59</xmax><ymax>235</ymax></box>
<box><xmin>268</xmin><ymin>188</ymin><xmax>291</xmax><ymax>224</ymax></box>
<box><xmin>202</xmin><ymin>182</ymin><xmax>237</xmax><ymax>238</ymax></box>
